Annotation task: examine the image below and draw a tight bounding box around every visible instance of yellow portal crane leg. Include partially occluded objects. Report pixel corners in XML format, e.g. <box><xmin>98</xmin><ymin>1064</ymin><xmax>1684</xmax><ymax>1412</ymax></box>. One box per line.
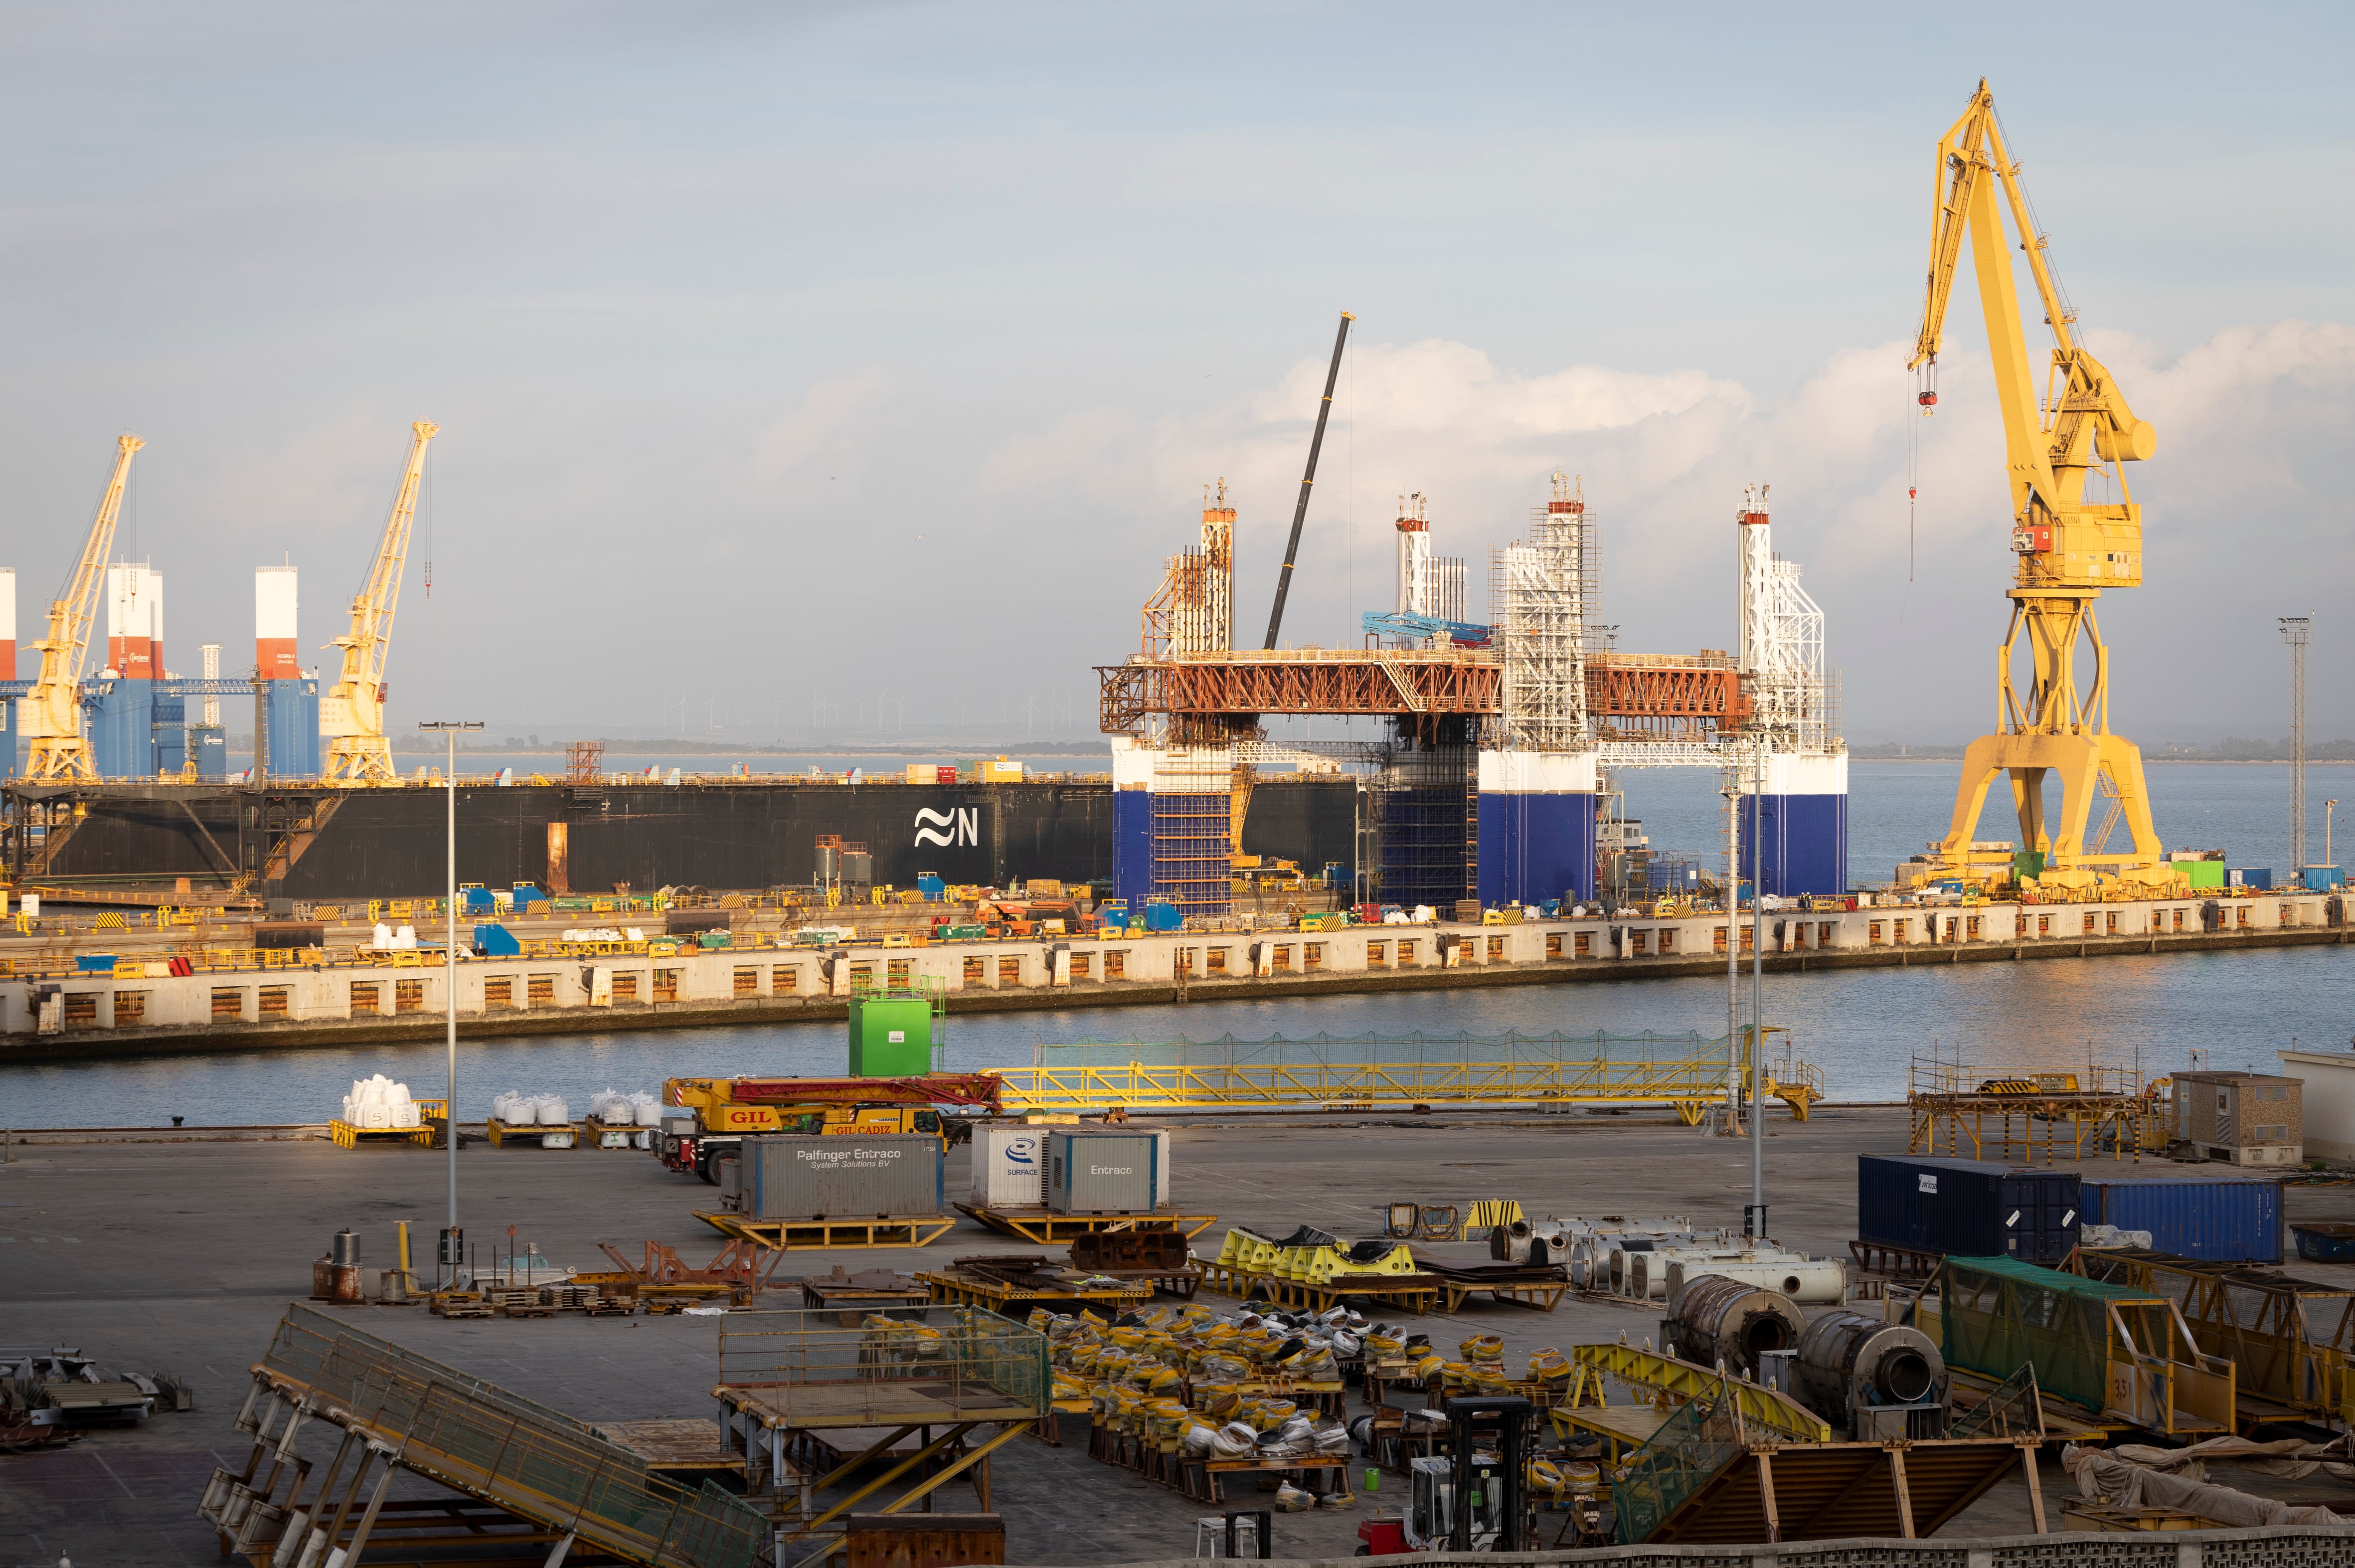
<box><xmin>321</xmin><ymin>421</ymin><xmax>438</xmax><ymax>783</ymax></box>
<box><xmin>22</xmin><ymin>435</ymin><xmax>144</xmax><ymax>781</ymax></box>
<box><xmin>1910</xmin><ymin>81</ymin><xmax>2164</xmax><ymax>889</ymax></box>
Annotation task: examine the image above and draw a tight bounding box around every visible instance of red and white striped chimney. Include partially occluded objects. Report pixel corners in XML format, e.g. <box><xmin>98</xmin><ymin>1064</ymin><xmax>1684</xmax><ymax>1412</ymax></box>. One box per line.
<box><xmin>256</xmin><ymin>566</ymin><xmax>299</xmax><ymax>680</ymax></box>
<box><xmin>105</xmin><ymin>563</ymin><xmax>162</xmax><ymax>679</ymax></box>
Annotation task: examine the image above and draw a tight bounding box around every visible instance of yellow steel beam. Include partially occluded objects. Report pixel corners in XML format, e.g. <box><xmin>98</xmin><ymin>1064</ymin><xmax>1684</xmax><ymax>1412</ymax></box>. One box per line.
<box><xmin>1568</xmin><ymin>1343</ymin><xmax>1832</xmax><ymax>1444</ymax></box>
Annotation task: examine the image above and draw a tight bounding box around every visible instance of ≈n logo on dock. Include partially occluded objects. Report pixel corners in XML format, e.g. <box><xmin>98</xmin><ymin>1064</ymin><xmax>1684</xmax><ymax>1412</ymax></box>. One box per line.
<box><xmin>913</xmin><ymin>807</ymin><xmax>979</xmax><ymax>847</ymax></box>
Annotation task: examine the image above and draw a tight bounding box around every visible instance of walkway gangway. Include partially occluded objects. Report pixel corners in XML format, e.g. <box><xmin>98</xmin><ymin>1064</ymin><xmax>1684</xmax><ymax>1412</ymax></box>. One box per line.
<box><xmin>990</xmin><ymin>1030</ymin><xmax>1823</xmax><ymax>1123</ymax></box>
<box><xmin>200</xmin><ymin>1304</ymin><xmax>767</xmax><ymax>1568</ymax></box>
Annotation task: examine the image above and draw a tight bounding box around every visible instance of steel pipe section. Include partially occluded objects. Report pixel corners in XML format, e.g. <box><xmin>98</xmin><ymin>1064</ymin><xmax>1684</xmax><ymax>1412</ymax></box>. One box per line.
<box><xmin>1663</xmin><ymin>1273</ymin><xmax>1807</xmax><ymax>1377</ymax></box>
<box><xmin>1792</xmin><ymin>1309</ymin><xmax>1946</xmax><ymax>1429</ymax></box>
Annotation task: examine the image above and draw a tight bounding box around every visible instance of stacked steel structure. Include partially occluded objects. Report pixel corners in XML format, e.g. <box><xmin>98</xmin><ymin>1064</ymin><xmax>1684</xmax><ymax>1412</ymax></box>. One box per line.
<box><xmin>1102</xmin><ymin>474</ymin><xmax>1850</xmax><ymax>911</ymax></box>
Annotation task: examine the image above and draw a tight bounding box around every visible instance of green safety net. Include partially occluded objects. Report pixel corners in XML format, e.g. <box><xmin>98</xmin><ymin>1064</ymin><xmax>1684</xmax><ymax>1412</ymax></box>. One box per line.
<box><xmin>1043</xmin><ymin>1030</ymin><xmax>1721</xmax><ymax>1070</ymax></box>
<box><xmin>1611</xmin><ymin>1394</ymin><xmax>1744</xmax><ymax>1545</ymax></box>
<box><xmin>1941</xmin><ymin>1254</ymin><xmax>2149</xmax><ymax>1414</ymax></box>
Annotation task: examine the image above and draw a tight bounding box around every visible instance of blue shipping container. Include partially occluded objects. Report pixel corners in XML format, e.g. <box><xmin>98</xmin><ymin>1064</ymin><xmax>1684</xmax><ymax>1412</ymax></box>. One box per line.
<box><xmin>1857</xmin><ymin>1155</ymin><xmax>2081</xmax><ymax>1263</ymax></box>
<box><xmin>2080</xmin><ymin>1176</ymin><xmax>2282</xmax><ymax>1263</ymax></box>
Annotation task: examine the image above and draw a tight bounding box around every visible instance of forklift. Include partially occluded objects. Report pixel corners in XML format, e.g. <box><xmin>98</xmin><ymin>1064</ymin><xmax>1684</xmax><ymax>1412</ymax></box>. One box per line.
<box><xmin>1356</xmin><ymin>1396</ymin><xmax>1537</xmax><ymax>1555</ymax></box>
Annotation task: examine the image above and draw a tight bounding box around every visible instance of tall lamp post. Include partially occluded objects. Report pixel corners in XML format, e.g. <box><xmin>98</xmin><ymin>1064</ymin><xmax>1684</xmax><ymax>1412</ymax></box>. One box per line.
<box><xmin>420</xmin><ymin>721</ymin><xmax>483</xmax><ymax>1284</ymax></box>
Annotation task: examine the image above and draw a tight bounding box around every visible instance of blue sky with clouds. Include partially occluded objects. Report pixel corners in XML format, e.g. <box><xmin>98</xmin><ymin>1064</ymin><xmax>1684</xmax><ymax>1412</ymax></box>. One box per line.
<box><xmin>5</xmin><ymin>2</ymin><xmax>2351</xmax><ymax>742</ymax></box>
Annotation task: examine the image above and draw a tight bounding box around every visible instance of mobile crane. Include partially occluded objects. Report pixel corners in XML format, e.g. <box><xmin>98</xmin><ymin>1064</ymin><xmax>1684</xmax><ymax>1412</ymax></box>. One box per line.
<box><xmin>1909</xmin><ymin>81</ymin><xmax>2166</xmax><ymax>890</ymax></box>
<box><xmin>21</xmin><ymin>436</ymin><xmax>143</xmax><ymax>781</ymax></box>
<box><xmin>320</xmin><ymin>421</ymin><xmax>437</xmax><ymax>782</ymax></box>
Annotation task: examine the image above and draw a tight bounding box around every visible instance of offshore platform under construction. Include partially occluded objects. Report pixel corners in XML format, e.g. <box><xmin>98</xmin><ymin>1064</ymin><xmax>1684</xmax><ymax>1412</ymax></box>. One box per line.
<box><xmin>1101</xmin><ymin>323</ymin><xmax>1848</xmax><ymax>919</ymax></box>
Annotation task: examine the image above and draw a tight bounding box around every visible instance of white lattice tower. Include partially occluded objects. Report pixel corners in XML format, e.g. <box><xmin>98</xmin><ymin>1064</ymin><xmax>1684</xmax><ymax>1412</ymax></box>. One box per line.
<box><xmin>1492</xmin><ymin>472</ymin><xmax>1590</xmax><ymax>751</ymax></box>
<box><xmin>1395</xmin><ymin>493</ymin><xmax>1431</xmax><ymax>616</ymax></box>
<box><xmin>1736</xmin><ymin>485</ymin><xmax>1829</xmax><ymax>753</ymax></box>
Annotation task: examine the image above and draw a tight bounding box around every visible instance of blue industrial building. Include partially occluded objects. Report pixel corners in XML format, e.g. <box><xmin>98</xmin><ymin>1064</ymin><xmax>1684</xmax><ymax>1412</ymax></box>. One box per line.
<box><xmin>262</xmin><ymin>679</ymin><xmax>321</xmax><ymax>779</ymax></box>
<box><xmin>88</xmin><ymin>679</ymin><xmax>157</xmax><ymax>778</ymax></box>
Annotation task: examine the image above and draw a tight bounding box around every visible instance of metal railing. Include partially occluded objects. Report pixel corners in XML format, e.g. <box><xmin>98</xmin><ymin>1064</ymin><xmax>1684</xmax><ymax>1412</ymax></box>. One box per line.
<box><xmin>995</xmin><ymin>1031</ymin><xmax>1817</xmax><ymax>1117</ymax></box>
<box><xmin>257</xmin><ymin>1305</ymin><xmax>765</xmax><ymax>1568</ymax></box>
<box><xmin>714</xmin><ymin>1307</ymin><xmax>1048</xmax><ymax>1428</ymax></box>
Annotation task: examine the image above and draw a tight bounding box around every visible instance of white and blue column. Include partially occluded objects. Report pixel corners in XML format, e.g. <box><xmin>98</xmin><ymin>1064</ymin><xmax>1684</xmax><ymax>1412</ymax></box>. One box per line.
<box><xmin>1738</xmin><ymin>749</ymin><xmax>1850</xmax><ymax>897</ymax></box>
<box><xmin>1477</xmin><ymin>750</ymin><xmax>1598</xmax><ymax>906</ymax></box>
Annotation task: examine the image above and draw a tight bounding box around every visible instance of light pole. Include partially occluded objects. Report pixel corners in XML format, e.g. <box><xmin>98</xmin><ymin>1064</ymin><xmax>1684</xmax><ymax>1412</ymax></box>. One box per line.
<box><xmin>420</xmin><ymin>721</ymin><xmax>483</xmax><ymax>1284</ymax></box>
<box><xmin>2329</xmin><ymin>800</ymin><xmax>2339</xmax><ymax>874</ymax></box>
<box><xmin>1749</xmin><ymin>740</ymin><xmax>1766</xmax><ymax>1238</ymax></box>
<box><xmin>2281</xmin><ymin>616</ymin><xmax>2311</xmax><ymax>876</ymax></box>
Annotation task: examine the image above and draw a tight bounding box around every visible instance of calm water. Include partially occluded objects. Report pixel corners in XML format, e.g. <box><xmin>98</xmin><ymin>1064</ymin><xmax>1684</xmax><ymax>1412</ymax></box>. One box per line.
<box><xmin>4</xmin><ymin>762</ymin><xmax>2348</xmax><ymax>1128</ymax></box>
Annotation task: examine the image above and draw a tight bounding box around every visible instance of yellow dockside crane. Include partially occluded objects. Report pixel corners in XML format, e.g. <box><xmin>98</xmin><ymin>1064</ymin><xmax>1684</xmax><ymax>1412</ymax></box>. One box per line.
<box><xmin>320</xmin><ymin>421</ymin><xmax>438</xmax><ymax>782</ymax></box>
<box><xmin>20</xmin><ymin>435</ymin><xmax>144</xmax><ymax>781</ymax></box>
<box><xmin>1911</xmin><ymin>80</ymin><xmax>2167</xmax><ymax>892</ymax></box>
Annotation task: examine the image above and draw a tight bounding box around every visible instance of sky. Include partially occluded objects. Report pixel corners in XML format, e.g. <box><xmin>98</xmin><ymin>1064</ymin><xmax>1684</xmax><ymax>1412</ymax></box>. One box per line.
<box><xmin>4</xmin><ymin>2</ymin><xmax>2352</xmax><ymax>745</ymax></box>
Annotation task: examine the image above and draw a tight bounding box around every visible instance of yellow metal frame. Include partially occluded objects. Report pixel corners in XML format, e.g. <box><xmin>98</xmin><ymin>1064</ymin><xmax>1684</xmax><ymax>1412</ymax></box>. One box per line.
<box><xmin>329</xmin><ymin>1097</ymin><xmax>446</xmax><ymax>1150</ymax></box>
<box><xmin>2074</xmin><ymin>1249</ymin><xmax>2355</xmax><ymax>1428</ymax></box>
<box><xmin>1560</xmin><ymin>1343</ymin><xmax>1832</xmax><ymax>1444</ymax></box>
<box><xmin>694</xmin><ymin>1212</ymin><xmax>957</xmax><ymax>1250</ymax></box>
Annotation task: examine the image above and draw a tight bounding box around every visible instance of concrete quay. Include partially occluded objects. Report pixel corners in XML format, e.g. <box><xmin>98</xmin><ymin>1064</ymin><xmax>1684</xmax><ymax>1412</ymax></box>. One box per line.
<box><xmin>0</xmin><ymin>891</ymin><xmax>2344</xmax><ymax>1062</ymax></box>
<box><xmin>6</xmin><ymin>1106</ymin><xmax>2355</xmax><ymax>1566</ymax></box>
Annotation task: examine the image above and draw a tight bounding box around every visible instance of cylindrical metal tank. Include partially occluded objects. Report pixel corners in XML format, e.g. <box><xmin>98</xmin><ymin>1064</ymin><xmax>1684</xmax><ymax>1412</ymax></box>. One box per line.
<box><xmin>1664</xmin><ymin>1274</ymin><xmax>1808</xmax><ymax>1376</ymax></box>
<box><xmin>1664</xmin><ymin>1256</ymin><xmax>1847</xmax><ymax>1304</ymax></box>
<box><xmin>741</xmin><ymin>1134</ymin><xmax>944</xmax><ymax>1220</ymax></box>
<box><xmin>1793</xmin><ymin>1311</ymin><xmax>1946</xmax><ymax>1427</ymax></box>
<box><xmin>331</xmin><ymin>1228</ymin><xmax>362</xmax><ymax>1265</ymax></box>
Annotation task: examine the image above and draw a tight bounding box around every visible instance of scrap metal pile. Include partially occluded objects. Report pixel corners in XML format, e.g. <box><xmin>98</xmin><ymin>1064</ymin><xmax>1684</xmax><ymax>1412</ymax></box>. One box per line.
<box><xmin>1</xmin><ymin>1349</ymin><xmax>189</xmax><ymax>1448</ymax></box>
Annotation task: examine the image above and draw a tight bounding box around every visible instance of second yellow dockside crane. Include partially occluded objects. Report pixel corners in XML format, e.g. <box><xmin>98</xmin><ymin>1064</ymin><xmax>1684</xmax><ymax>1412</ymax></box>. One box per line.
<box><xmin>20</xmin><ymin>435</ymin><xmax>144</xmax><ymax>781</ymax></box>
<box><xmin>320</xmin><ymin>421</ymin><xmax>438</xmax><ymax>783</ymax></box>
<box><xmin>1910</xmin><ymin>80</ymin><xmax>2166</xmax><ymax>891</ymax></box>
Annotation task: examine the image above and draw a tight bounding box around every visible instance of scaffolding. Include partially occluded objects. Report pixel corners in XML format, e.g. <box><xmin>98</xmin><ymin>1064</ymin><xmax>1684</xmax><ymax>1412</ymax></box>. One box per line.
<box><xmin>1373</xmin><ymin>726</ymin><xmax>1475</xmax><ymax>908</ymax></box>
<box><xmin>1149</xmin><ymin>745</ymin><xmax>1232</xmax><ymax>917</ymax></box>
<box><xmin>1143</xmin><ymin>482</ymin><xmax>1235</xmax><ymax>662</ymax></box>
<box><xmin>1491</xmin><ymin>472</ymin><xmax>1589</xmax><ymax>752</ymax></box>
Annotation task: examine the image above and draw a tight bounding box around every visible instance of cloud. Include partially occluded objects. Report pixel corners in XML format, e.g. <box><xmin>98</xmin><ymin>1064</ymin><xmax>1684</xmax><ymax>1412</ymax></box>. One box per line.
<box><xmin>752</xmin><ymin>372</ymin><xmax>885</xmax><ymax>482</ymax></box>
<box><xmin>980</xmin><ymin>317</ymin><xmax>2355</xmax><ymax>737</ymax></box>
<box><xmin>975</xmin><ymin>408</ymin><xmax>1145</xmax><ymax>503</ymax></box>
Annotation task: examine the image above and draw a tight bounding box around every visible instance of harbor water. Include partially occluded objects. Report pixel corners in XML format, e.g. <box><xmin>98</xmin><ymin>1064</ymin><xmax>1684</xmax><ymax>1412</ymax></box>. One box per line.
<box><xmin>3</xmin><ymin>762</ymin><xmax>2348</xmax><ymax>1129</ymax></box>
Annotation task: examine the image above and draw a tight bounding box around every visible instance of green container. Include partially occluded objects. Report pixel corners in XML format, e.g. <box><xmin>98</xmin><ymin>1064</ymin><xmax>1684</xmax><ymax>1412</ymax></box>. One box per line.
<box><xmin>2182</xmin><ymin>860</ymin><xmax>2225</xmax><ymax>888</ymax></box>
<box><xmin>848</xmin><ymin>995</ymin><xmax>934</xmax><ymax>1076</ymax></box>
<box><xmin>2013</xmin><ymin>851</ymin><xmax>2046</xmax><ymax>880</ymax></box>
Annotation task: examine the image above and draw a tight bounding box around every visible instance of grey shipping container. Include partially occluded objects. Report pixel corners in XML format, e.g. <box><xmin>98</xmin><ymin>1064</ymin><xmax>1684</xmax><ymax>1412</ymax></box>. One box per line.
<box><xmin>1046</xmin><ymin>1131</ymin><xmax>1158</xmax><ymax>1215</ymax></box>
<box><xmin>2080</xmin><ymin>1175</ymin><xmax>2283</xmax><ymax>1263</ymax></box>
<box><xmin>1856</xmin><ymin>1154</ymin><xmax>2080</xmax><ymax>1264</ymax></box>
<box><xmin>740</xmin><ymin>1134</ymin><xmax>944</xmax><ymax>1220</ymax></box>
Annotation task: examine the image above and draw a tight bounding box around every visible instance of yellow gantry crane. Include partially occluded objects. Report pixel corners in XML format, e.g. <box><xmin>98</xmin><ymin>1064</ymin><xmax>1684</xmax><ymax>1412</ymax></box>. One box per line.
<box><xmin>21</xmin><ymin>435</ymin><xmax>144</xmax><ymax>781</ymax></box>
<box><xmin>320</xmin><ymin>421</ymin><xmax>438</xmax><ymax>783</ymax></box>
<box><xmin>1910</xmin><ymin>80</ymin><xmax>2165</xmax><ymax>890</ymax></box>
